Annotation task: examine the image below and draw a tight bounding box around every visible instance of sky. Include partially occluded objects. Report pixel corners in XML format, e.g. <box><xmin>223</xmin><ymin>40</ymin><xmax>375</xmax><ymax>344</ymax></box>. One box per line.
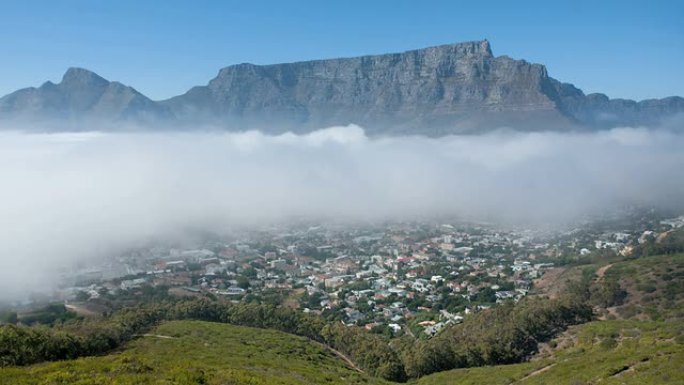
<box><xmin>0</xmin><ymin>0</ymin><xmax>682</xmax><ymax>101</ymax></box>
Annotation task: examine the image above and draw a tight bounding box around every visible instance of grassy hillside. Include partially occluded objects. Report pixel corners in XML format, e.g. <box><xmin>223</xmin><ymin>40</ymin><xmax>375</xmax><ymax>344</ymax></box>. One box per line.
<box><xmin>418</xmin><ymin>253</ymin><xmax>684</xmax><ymax>385</ymax></box>
<box><xmin>4</xmin><ymin>319</ymin><xmax>681</xmax><ymax>385</ymax></box>
<box><xmin>417</xmin><ymin>319</ymin><xmax>684</xmax><ymax>385</ymax></box>
<box><xmin>533</xmin><ymin>253</ymin><xmax>684</xmax><ymax>321</ymax></box>
<box><xmin>0</xmin><ymin>320</ymin><xmax>388</xmax><ymax>385</ymax></box>
<box><xmin>602</xmin><ymin>253</ymin><xmax>684</xmax><ymax>320</ymax></box>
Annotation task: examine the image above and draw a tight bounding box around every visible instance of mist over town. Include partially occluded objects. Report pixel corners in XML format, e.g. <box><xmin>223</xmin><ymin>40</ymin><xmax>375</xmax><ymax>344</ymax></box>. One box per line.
<box><xmin>1</xmin><ymin>123</ymin><xmax>683</xmax><ymax>301</ymax></box>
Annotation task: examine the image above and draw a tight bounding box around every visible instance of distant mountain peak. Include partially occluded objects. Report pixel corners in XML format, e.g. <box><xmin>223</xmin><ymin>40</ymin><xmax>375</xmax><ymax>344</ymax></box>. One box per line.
<box><xmin>0</xmin><ymin>67</ymin><xmax>169</xmax><ymax>123</ymax></box>
<box><xmin>60</xmin><ymin>67</ymin><xmax>108</xmax><ymax>88</ymax></box>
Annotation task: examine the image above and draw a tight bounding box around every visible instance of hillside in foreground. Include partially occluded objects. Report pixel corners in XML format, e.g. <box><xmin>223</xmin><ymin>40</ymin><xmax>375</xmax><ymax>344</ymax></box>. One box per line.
<box><xmin>0</xmin><ymin>320</ymin><xmax>388</xmax><ymax>385</ymax></box>
<box><xmin>2</xmin><ymin>252</ymin><xmax>683</xmax><ymax>384</ymax></box>
<box><xmin>3</xmin><ymin>318</ymin><xmax>682</xmax><ymax>385</ymax></box>
<box><xmin>534</xmin><ymin>252</ymin><xmax>684</xmax><ymax>321</ymax></box>
<box><xmin>600</xmin><ymin>253</ymin><xmax>684</xmax><ymax>321</ymax></box>
<box><xmin>417</xmin><ymin>319</ymin><xmax>684</xmax><ymax>385</ymax></box>
<box><xmin>415</xmin><ymin>252</ymin><xmax>684</xmax><ymax>385</ymax></box>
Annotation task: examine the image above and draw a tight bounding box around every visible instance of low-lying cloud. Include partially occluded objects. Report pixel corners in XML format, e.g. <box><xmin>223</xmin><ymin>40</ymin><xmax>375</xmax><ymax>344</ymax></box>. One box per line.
<box><xmin>1</xmin><ymin>124</ymin><xmax>683</xmax><ymax>300</ymax></box>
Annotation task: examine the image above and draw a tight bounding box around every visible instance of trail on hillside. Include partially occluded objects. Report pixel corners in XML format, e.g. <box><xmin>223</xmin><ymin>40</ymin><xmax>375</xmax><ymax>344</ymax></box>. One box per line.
<box><xmin>313</xmin><ymin>341</ymin><xmax>364</xmax><ymax>373</ymax></box>
<box><xmin>510</xmin><ymin>363</ymin><xmax>556</xmax><ymax>384</ymax></box>
<box><xmin>64</xmin><ymin>303</ymin><xmax>100</xmax><ymax>317</ymax></box>
<box><xmin>595</xmin><ymin>263</ymin><xmax>614</xmax><ymax>281</ymax></box>
<box><xmin>135</xmin><ymin>334</ymin><xmax>177</xmax><ymax>339</ymax></box>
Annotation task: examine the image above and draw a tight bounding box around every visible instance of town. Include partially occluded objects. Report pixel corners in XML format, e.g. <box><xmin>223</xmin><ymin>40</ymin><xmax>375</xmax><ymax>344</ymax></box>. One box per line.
<box><xmin>31</xmin><ymin>209</ymin><xmax>684</xmax><ymax>339</ymax></box>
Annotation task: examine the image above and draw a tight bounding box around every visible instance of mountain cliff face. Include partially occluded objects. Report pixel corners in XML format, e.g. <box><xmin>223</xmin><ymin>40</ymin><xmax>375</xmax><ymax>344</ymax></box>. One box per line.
<box><xmin>0</xmin><ymin>40</ymin><xmax>682</xmax><ymax>134</ymax></box>
<box><xmin>162</xmin><ymin>40</ymin><xmax>575</xmax><ymax>134</ymax></box>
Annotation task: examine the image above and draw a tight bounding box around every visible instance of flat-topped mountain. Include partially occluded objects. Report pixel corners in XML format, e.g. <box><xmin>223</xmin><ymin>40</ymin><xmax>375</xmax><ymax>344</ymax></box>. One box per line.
<box><xmin>1</xmin><ymin>40</ymin><xmax>682</xmax><ymax>134</ymax></box>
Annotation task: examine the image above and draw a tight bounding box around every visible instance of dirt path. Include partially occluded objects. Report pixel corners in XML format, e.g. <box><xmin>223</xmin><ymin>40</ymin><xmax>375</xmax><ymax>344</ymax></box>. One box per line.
<box><xmin>136</xmin><ymin>334</ymin><xmax>177</xmax><ymax>339</ymax></box>
<box><xmin>64</xmin><ymin>303</ymin><xmax>100</xmax><ymax>317</ymax></box>
<box><xmin>611</xmin><ymin>352</ymin><xmax>674</xmax><ymax>378</ymax></box>
<box><xmin>313</xmin><ymin>341</ymin><xmax>364</xmax><ymax>373</ymax></box>
<box><xmin>510</xmin><ymin>363</ymin><xmax>556</xmax><ymax>384</ymax></box>
<box><xmin>595</xmin><ymin>263</ymin><xmax>614</xmax><ymax>281</ymax></box>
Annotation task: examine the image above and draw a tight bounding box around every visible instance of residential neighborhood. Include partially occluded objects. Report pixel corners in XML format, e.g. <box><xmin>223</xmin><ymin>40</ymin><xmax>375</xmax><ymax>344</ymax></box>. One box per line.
<box><xmin>30</xmin><ymin>210</ymin><xmax>684</xmax><ymax>338</ymax></box>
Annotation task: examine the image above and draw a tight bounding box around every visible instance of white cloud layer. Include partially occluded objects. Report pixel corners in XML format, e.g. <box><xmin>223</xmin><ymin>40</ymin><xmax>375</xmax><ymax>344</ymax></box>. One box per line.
<box><xmin>1</xmin><ymin>124</ymin><xmax>683</xmax><ymax>300</ymax></box>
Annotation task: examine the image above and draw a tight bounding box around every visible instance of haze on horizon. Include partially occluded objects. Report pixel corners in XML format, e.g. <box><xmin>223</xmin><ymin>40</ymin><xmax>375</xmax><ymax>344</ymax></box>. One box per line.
<box><xmin>1</xmin><ymin>122</ymin><xmax>684</xmax><ymax>301</ymax></box>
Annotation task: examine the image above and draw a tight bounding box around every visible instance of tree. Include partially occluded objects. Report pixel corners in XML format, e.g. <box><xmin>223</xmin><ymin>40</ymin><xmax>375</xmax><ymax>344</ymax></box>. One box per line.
<box><xmin>236</xmin><ymin>276</ymin><xmax>250</xmax><ymax>289</ymax></box>
<box><xmin>591</xmin><ymin>280</ymin><xmax>627</xmax><ymax>308</ymax></box>
<box><xmin>75</xmin><ymin>291</ymin><xmax>90</xmax><ymax>302</ymax></box>
<box><xmin>242</xmin><ymin>267</ymin><xmax>258</xmax><ymax>278</ymax></box>
<box><xmin>0</xmin><ymin>310</ymin><xmax>18</xmax><ymax>325</ymax></box>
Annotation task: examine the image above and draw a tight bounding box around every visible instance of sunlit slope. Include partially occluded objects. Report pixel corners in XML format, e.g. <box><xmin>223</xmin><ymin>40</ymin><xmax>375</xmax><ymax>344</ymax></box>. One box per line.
<box><xmin>418</xmin><ymin>252</ymin><xmax>684</xmax><ymax>385</ymax></box>
<box><xmin>602</xmin><ymin>253</ymin><xmax>684</xmax><ymax>320</ymax></box>
<box><xmin>0</xmin><ymin>320</ymin><xmax>388</xmax><ymax>385</ymax></box>
<box><xmin>417</xmin><ymin>320</ymin><xmax>684</xmax><ymax>385</ymax></box>
<box><xmin>534</xmin><ymin>252</ymin><xmax>684</xmax><ymax>321</ymax></box>
<box><xmin>2</xmin><ymin>321</ymin><xmax>681</xmax><ymax>385</ymax></box>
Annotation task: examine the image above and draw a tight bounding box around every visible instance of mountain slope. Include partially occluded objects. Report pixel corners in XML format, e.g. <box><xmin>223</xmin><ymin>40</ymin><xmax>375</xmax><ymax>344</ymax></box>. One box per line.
<box><xmin>0</xmin><ymin>320</ymin><xmax>388</xmax><ymax>385</ymax></box>
<box><xmin>597</xmin><ymin>253</ymin><xmax>684</xmax><ymax>321</ymax></box>
<box><xmin>0</xmin><ymin>68</ymin><xmax>170</xmax><ymax>125</ymax></box>
<box><xmin>162</xmin><ymin>40</ymin><xmax>576</xmax><ymax>134</ymax></box>
<box><xmin>416</xmin><ymin>319</ymin><xmax>684</xmax><ymax>385</ymax></box>
<box><xmin>3</xmin><ymin>319</ymin><xmax>681</xmax><ymax>385</ymax></box>
<box><xmin>1</xmin><ymin>41</ymin><xmax>682</xmax><ymax>134</ymax></box>
<box><xmin>545</xmin><ymin>79</ymin><xmax>684</xmax><ymax>129</ymax></box>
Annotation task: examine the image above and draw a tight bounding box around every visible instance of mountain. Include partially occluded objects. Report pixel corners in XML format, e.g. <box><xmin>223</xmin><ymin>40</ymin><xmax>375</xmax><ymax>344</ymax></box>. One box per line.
<box><xmin>162</xmin><ymin>40</ymin><xmax>575</xmax><ymax>135</ymax></box>
<box><xmin>0</xmin><ymin>68</ymin><xmax>170</xmax><ymax>125</ymax></box>
<box><xmin>1</xmin><ymin>40</ymin><xmax>682</xmax><ymax>134</ymax></box>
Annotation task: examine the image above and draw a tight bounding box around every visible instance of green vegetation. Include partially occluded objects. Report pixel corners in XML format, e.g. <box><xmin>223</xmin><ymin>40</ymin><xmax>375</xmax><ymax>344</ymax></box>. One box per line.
<box><xmin>7</xmin><ymin>318</ymin><xmax>680</xmax><ymax>385</ymax></box>
<box><xmin>416</xmin><ymin>319</ymin><xmax>684</xmax><ymax>385</ymax></box>
<box><xmin>601</xmin><ymin>253</ymin><xmax>684</xmax><ymax>320</ymax></box>
<box><xmin>0</xmin><ymin>320</ymin><xmax>388</xmax><ymax>385</ymax></box>
<box><xmin>398</xmin><ymin>296</ymin><xmax>592</xmax><ymax>378</ymax></box>
<box><xmin>0</xmin><ymin>298</ymin><xmax>406</xmax><ymax>381</ymax></box>
<box><xmin>0</xmin><ymin>292</ymin><xmax>589</xmax><ymax>382</ymax></box>
<box><xmin>415</xmin><ymin>251</ymin><xmax>684</xmax><ymax>384</ymax></box>
<box><xmin>0</xmin><ymin>310</ymin><xmax>17</xmax><ymax>325</ymax></box>
<box><xmin>17</xmin><ymin>304</ymin><xmax>80</xmax><ymax>326</ymax></box>
<box><xmin>2</xmin><ymin>251</ymin><xmax>681</xmax><ymax>384</ymax></box>
<box><xmin>415</xmin><ymin>360</ymin><xmax>546</xmax><ymax>385</ymax></box>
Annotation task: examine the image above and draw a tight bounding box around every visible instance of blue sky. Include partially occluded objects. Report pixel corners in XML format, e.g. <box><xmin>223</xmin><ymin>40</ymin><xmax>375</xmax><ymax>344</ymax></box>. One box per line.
<box><xmin>0</xmin><ymin>0</ymin><xmax>682</xmax><ymax>101</ymax></box>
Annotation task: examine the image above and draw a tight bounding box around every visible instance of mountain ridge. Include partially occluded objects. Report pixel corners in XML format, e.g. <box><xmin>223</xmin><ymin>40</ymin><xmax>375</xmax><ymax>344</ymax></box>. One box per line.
<box><xmin>1</xmin><ymin>40</ymin><xmax>682</xmax><ymax>135</ymax></box>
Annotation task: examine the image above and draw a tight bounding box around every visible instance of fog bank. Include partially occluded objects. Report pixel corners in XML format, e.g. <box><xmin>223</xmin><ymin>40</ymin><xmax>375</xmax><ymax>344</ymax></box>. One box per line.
<box><xmin>1</xmin><ymin>124</ymin><xmax>683</xmax><ymax>300</ymax></box>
